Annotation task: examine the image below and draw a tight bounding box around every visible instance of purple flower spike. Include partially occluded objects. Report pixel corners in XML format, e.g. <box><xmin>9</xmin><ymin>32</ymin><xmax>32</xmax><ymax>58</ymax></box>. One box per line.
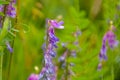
<box><xmin>6</xmin><ymin>42</ymin><xmax>13</xmax><ymax>53</ymax></box>
<box><xmin>28</xmin><ymin>73</ymin><xmax>39</xmax><ymax>80</ymax></box>
<box><xmin>39</xmin><ymin>19</ymin><xmax>64</xmax><ymax>80</ymax></box>
<box><xmin>98</xmin><ymin>24</ymin><xmax>119</xmax><ymax>70</ymax></box>
<box><xmin>106</xmin><ymin>31</ymin><xmax>119</xmax><ymax>49</ymax></box>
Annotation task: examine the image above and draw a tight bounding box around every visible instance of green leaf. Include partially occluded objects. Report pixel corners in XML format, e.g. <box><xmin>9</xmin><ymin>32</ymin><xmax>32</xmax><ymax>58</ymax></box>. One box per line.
<box><xmin>11</xmin><ymin>28</ymin><xmax>19</xmax><ymax>32</ymax></box>
<box><xmin>0</xmin><ymin>18</ymin><xmax>9</xmax><ymax>42</ymax></box>
<box><xmin>8</xmin><ymin>31</ymin><xmax>16</xmax><ymax>37</ymax></box>
<box><xmin>0</xmin><ymin>12</ymin><xmax>4</xmax><ymax>16</ymax></box>
<box><xmin>18</xmin><ymin>23</ymin><xmax>30</xmax><ymax>33</ymax></box>
<box><xmin>0</xmin><ymin>46</ymin><xmax>4</xmax><ymax>56</ymax></box>
<box><xmin>0</xmin><ymin>1</ymin><xmax>9</xmax><ymax>4</ymax></box>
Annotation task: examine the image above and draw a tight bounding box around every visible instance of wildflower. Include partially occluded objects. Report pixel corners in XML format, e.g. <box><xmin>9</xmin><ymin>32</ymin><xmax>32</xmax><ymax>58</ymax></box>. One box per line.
<box><xmin>6</xmin><ymin>1</ymin><xmax>16</xmax><ymax>18</ymax></box>
<box><xmin>0</xmin><ymin>0</ymin><xmax>16</xmax><ymax>18</ymax></box>
<box><xmin>98</xmin><ymin>22</ymin><xmax>119</xmax><ymax>70</ymax></box>
<box><xmin>38</xmin><ymin>19</ymin><xmax>64</xmax><ymax>80</ymax></box>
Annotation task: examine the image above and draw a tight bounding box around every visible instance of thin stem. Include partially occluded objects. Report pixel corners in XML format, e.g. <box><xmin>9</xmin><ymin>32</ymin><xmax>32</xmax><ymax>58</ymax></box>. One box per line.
<box><xmin>65</xmin><ymin>50</ymin><xmax>69</xmax><ymax>80</ymax></box>
<box><xmin>101</xmin><ymin>71</ymin><xmax>103</xmax><ymax>80</ymax></box>
<box><xmin>0</xmin><ymin>55</ymin><xmax>3</xmax><ymax>80</ymax></box>
<box><xmin>7</xmin><ymin>0</ymin><xmax>19</xmax><ymax>79</ymax></box>
<box><xmin>111</xmin><ymin>65</ymin><xmax>114</xmax><ymax>80</ymax></box>
<box><xmin>111</xmin><ymin>50</ymin><xmax>114</xmax><ymax>80</ymax></box>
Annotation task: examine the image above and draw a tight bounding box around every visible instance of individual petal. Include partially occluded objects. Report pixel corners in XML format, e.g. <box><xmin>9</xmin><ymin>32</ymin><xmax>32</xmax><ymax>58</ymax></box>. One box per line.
<box><xmin>49</xmin><ymin>20</ymin><xmax>64</xmax><ymax>29</ymax></box>
<box><xmin>49</xmin><ymin>50</ymin><xmax>56</xmax><ymax>57</ymax></box>
<box><xmin>58</xmin><ymin>21</ymin><xmax>64</xmax><ymax>25</ymax></box>
<box><xmin>101</xmin><ymin>44</ymin><xmax>106</xmax><ymax>55</ymax></box>
<box><xmin>99</xmin><ymin>44</ymin><xmax>107</xmax><ymax>61</ymax></box>
<box><xmin>6</xmin><ymin>42</ymin><xmax>13</xmax><ymax>53</ymax></box>
<box><xmin>0</xmin><ymin>5</ymin><xmax>4</xmax><ymax>12</ymax></box>
<box><xmin>113</xmin><ymin>40</ymin><xmax>119</xmax><ymax>47</ymax></box>
<box><xmin>71</xmin><ymin>50</ymin><xmax>76</xmax><ymax>57</ymax></box>
<box><xmin>97</xmin><ymin>63</ymin><xmax>102</xmax><ymax>71</ymax></box>
<box><xmin>102</xmin><ymin>34</ymin><xmax>107</xmax><ymax>44</ymax></box>
<box><xmin>38</xmin><ymin>68</ymin><xmax>46</xmax><ymax>79</ymax></box>
<box><xmin>99</xmin><ymin>52</ymin><xmax>103</xmax><ymax>61</ymax></box>
<box><xmin>28</xmin><ymin>73</ymin><xmax>39</xmax><ymax>80</ymax></box>
<box><xmin>58</xmin><ymin>56</ymin><xmax>65</xmax><ymax>62</ymax></box>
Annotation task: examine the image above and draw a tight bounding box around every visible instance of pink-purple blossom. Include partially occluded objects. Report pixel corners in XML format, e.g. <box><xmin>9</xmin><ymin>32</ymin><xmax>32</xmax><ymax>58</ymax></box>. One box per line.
<box><xmin>28</xmin><ymin>73</ymin><xmax>39</xmax><ymax>80</ymax></box>
<box><xmin>98</xmin><ymin>25</ymin><xmax>119</xmax><ymax>70</ymax></box>
<box><xmin>38</xmin><ymin>19</ymin><xmax>64</xmax><ymax>80</ymax></box>
<box><xmin>0</xmin><ymin>0</ymin><xmax>16</xmax><ymax>18</ymax></box>
<box><xmin>6</xmin><ymin>3</ymin><xmax>16</xmax><ymax>18</ymax></box>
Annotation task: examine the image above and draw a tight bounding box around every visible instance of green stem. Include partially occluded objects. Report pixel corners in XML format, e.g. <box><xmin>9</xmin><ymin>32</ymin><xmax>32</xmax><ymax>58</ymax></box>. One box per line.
<box><xmin>0</xmin><ymin>55</ymin><xmax>3</xmax><ymax>80</ymax></box>
<box><xmin>111</xmin><ymin>65</ymin><xmax>114</xmax><ymax>80</ymax></box>
<box><xmin>7</xmin><ymin>53</ymin><xmax>13</xmax><ymax>80</ymax></box>
<box><xmin>7</xmin><ymin>0</ymin><xmax>20</xmax><ymax>79</ymax></box>
<box><xmin>111</xmin><ymin>50</ymin><xmax>114</xmax><ymax>80</ymax></box>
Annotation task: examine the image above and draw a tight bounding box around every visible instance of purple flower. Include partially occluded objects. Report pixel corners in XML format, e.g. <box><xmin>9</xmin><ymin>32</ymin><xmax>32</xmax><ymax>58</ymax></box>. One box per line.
<box><xmin>0</xmin><ymin>1</ymin><xmax>16</xmax><ymax>18</ymax></box>
<box><xmin>0</xmin><ymin>5</ymin><xmax>4</xmax><ymax>12</ymax></box>
<box><xmin>38</xmin><ymin>19</ymin><xmax>64</xmax><ymax>80</ymax></box>
<box><xmin>97</xmin><ymin>63</ymin><xmax>102</xmax><ymax>71</ymax></box>
<box><xmin>58</xmin><ymin>50</ymin><xmax>68</xmax><ymax>62</ymax></box>
<box><xmin>28</xmin><ymin>73</ymin><xmax>39</xmax><ymax>80</ymax></box>
<box><xmin>6</xmin><ymin>42</ymin><xmax>13</xmax><ymax>53</ymax></box>
<box><xmin>106</xmin><ymin>31</ymin><xmax>119</xmax><ymax>48</ymax></box>
<box><xmin>6</xmin><ymin>3</ymin><xmax>16</xmax><ymax>18</ymax></box>
<box><xmin>98</xmin><ymin>25</ymin><xmax>119</xmax><ymax>70</ymax></box>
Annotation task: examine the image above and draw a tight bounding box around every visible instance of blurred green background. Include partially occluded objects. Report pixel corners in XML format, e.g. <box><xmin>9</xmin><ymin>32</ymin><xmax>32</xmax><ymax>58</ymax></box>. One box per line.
<box><xmin>2</xmin><ymin>0</ymin><xmax>120</xmax><ymax>80</ymax></box>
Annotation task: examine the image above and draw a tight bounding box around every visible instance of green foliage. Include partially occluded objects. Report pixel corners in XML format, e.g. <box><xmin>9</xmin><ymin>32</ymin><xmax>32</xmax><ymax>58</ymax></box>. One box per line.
<box><xmin>0</xmin><ymin>1</ymin><xmax>9</xmax><ymax>5</ymax></box>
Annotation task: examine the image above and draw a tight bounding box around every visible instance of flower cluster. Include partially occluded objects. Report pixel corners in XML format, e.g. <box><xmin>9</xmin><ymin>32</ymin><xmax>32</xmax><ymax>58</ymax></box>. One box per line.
<box><xmin>0</xmin><ymin>0</ymin><xmax>16</xmax><ymax>18</ymax></box>
<box><xmin>0</xmin><ymin>0</ymin><xmax>16</xmax><ymax>28</ymax></box>
<box><xmin>58</xmin><ymin>29</ymin><xmax>81</xmax><ymax>79</ymax></box>
<box><xmin>38</xmin><ymin>19</ymin><xmax>64</xmax><ymax>80</ymax></box>
<box><xmin>98</xmin><ymin>24</ymin><xmax>119</xmax><ymax>70</ymax></box>
<box><xmin>6</xmin><ymin>1</ymin><xmax>16</xmax><ymax>18</ymax></box>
